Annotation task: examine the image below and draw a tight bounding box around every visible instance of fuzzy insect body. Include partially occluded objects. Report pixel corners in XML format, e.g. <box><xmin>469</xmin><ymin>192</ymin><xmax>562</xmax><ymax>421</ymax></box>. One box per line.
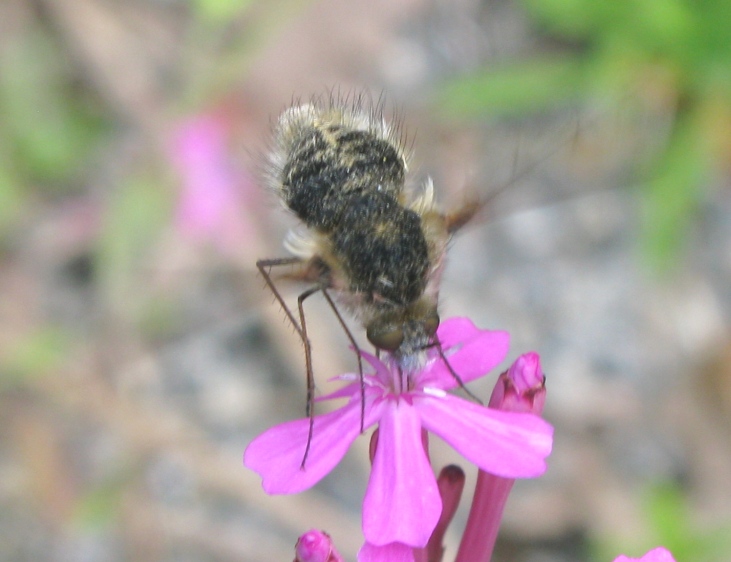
<box><xmin>262</xmin><ymin>96</ymin><xmax>471</xmax><ymax>374</ymax></box>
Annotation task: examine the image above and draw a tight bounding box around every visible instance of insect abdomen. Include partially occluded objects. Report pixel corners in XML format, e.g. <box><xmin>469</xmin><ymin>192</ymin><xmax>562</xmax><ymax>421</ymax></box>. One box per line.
<box><xmin>279</xmin><ymin>124</ymin><xmax>406</xmax><ymax>231</ymax></box>
<box><xmin>331</xmin><ymin>191</ymin><xmax>429</xmax><ymax>305</ymax></box>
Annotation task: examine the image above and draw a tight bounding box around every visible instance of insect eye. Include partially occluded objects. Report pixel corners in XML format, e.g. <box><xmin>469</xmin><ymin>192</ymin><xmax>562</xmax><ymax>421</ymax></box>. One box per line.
<box><xmin>423</xmin><ymin>313</ymin><xmax>440</xmax><ymax>337</ymax></box>
<box><xmin>367</xmin><ymin>325</ymin><xmax>404</xmax><ymax>352</ymax></box>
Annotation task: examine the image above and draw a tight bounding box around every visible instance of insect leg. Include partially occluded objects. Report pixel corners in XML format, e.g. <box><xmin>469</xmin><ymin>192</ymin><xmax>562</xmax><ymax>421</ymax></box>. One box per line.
<box><xmin>320</xmin><ymin>288</ymin><xmax>366</xmax><ymax>433</ymax></box>
<box><xmin>297</xmin><ymin>285</ymin><xmax>324</xmax><ymax>469</ymax></box>
<box><xmin>257</xmin><ymin>258</ymin><xmax>320</xmax><ymax>468</ymax></box>
<box><xmin>435</xmin><ymin>340</ymin><xmax>483</xmax><ymax>405</ymax></box>
<box><xmin>256</xmin><ymin>257</ymin><xmax>306</xmax><ymax>340</ymax></box>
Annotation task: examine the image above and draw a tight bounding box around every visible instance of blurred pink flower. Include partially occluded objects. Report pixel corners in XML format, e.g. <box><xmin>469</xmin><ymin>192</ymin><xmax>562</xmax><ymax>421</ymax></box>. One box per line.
<box><xmin>245</xmin><ymin>317</ymin><xmax>553</xmax><ymax>551</ymax></box>
<box><xmin>613</xmin><ymin>547</ymin><xmax>676</xmax><ymax>562</ymax></box>
<box><xmin>169</xmin><ymin>113</ymin><xmax>258</xmax><ymax>254</ymax></box>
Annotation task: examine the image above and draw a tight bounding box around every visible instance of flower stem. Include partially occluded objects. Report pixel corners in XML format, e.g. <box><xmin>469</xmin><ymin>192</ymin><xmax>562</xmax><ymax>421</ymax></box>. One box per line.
<box><xmin>454</xmin><ymin>471</ymin><xmax>514</xmax><ymax>562</ymax></box>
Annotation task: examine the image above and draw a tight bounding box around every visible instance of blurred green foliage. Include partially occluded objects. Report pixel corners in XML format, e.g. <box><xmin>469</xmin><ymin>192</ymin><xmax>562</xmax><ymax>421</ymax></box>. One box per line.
<box><xmin>73</xmin><ymin>470</ymin><xmax>131</xmax><ymax>531</ymax></box>
<box><xmin>191</xmin><ymin>0</ymin><xmax>256</xmax><ymax>24</ymax></box>
<box><xmin>0</xmin><ymin>27</ymin><xmax>108</xmax><ymax>241</ymax></box>
<box><xmin>0</xmin><ymin>30</ymin><xmax>107</xmax><ymax>187</ymax></box>
<box><xmin>0</xmin><ymin>0</ymin><xmax>311</xmax><ymax>360</ymax></box>
<box><xmin>185</xmin><ymin>0</ymin><xmax>311</xmax><ymax>108</ymax></box>
<box><xmin>441</xmin><ymin>0</ymin><xmax>731</xmax><ymax>271</ymax></box>
<box><xmin>95</xmin><ymin>174</ymin><xmax>171</xmax><ymax>320</ymax></box>
<box><xmin>0</xmin><ymin>327</ymin><xmax>70</xmax><ymax>388</ymax></box>
<box><xmin>593</xmin><ymin>482</ymin><xmax>731</xmax><ymax>562</ymax></box>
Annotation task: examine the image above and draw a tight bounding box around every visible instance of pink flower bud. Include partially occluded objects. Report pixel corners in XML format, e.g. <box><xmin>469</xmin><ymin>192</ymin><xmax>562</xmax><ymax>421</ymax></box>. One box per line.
<box><xmin>295</xmin><ymin>530</ymin><xmax>343</xmax><ymax>562</ymax></box>
<box><xmin>489</xmin><ymin>352</ymin><xmax>546</xmax><ymax>414</ymax></box>
<box><xmin>424</xmin><ymin>465</ymin><xmax>466</xmax><ymax>562</ymax></box>
<box><xmin>457</xmin><ymin>352</ymin><xmax>550</xmax><ymax>562</ymax></box>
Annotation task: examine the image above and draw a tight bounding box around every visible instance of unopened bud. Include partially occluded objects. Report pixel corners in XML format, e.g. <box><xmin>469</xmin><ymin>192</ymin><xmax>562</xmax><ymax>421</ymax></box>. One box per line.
<box><xmin>489</xmin><ymin>352</ymin><xmax>546</xmax><ymax>414</ymax></box>
<box><xmin>295</xmin><ymin>530</ymin><xmax>343</xmax><ymax>562</ymax></box>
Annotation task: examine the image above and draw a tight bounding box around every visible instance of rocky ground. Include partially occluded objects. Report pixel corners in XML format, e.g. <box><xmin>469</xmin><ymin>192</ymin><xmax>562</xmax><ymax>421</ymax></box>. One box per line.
<box><xmin>1</xmin><ymin>1</ymin><xmax>730</xmax><ymax>561</ymax></box>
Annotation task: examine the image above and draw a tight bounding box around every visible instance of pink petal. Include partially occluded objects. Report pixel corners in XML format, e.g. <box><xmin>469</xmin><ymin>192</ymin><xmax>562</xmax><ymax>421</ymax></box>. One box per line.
<box><xmin>317</xmin><ymin>372</ymin><xmax>384</xmax><ymax>403</ymax></box>
<box><xmin>358</xmin><ymin>542</ymin><xmax>414</xmax><ymax>562</ymax></box>
<box><xmin>316</xmin><ymin>382</ymin><xmax>361</xmax><ymax>402</ymax></box>
<box><xmin>244</xmin><ymin>399</ymin><xmax>383</xmax><ymax>494</ymax></box>
<box><xmin>362</xmin><ymin>400</ymin><xmax>441</xmax><ymax>547</ymax></box>
<box><xmin>442</xmin><ymin>328</ymin><xmax>510</xmax><ymax>385</ymax></box>
<box><xmin>418</xmin><ymin>394</ymin><xmax>553</xmax><ymax>478</ymax></box>
<box><xmin>360</xmin><ymin>350</ymin><xmax>394</xmax><ymax>386</ymax></box>
<box><xmin>435</xmin><ymin>317</ymin><xmax>482</xmax><ymax>348</ymax></box>
<box><xmin>425</xmin><ymin>320</ymin><xmax>509</xmax><ymax>388</ymax></box>
<box><xmin>613</xmin><ymin>547</ymin><xmax>676</xmax><ymax>562</ymax></box>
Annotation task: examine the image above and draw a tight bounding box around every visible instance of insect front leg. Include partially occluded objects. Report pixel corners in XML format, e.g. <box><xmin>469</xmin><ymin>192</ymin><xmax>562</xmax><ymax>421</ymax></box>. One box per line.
<box><xmin>256</xmin><ymin>256</ymin><xmax>321</xmax><ymax>409</ymax></box>
<box><xmin>256</xmin><ymin>257</ymin><xmax>307</xmax><ymax>339</ymax></box>
<box><xmin>296</xmin><ymin>285</ymin><xmax>325</xmax><ymax>468</ymax></box>
<box><xmin>435</xmin><ymin>340</ymin><xmax>483</xmax><ymax>405</ymax></box>
<box><xmin>257</xmin><ymin>257</ymin><xmax>326</xmax><ymax>469</ymax></box>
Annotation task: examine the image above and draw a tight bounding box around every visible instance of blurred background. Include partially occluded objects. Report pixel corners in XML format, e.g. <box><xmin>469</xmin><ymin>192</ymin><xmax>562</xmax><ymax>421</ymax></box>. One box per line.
<box><xmin>1</xmin><ymin>0</ymin><xmax>731</xmax><ymax>560</ymax></box>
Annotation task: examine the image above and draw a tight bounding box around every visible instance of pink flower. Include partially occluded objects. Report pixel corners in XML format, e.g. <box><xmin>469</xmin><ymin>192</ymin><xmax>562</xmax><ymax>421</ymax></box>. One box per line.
<box><xmin>169</xmin><ymin>113</ymin><xmax>259</xmax><ymax>254</ymax></box>
<box><xmin>613</xmin><ymin>547</ymin><xmax>676</xmax><ymax>562</ymax></box>
<box><xmin>244</xmin><ymin>318</ymin><xmax>554</xmax><ymax>550</ymax></box>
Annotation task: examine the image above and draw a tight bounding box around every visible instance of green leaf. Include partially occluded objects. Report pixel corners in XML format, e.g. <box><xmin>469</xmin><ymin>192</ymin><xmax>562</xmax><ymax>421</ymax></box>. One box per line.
<box><xmin>0</xmin><ymin>157</ymin><xmax>25</xmax><ymax>237</ymax></box>
<box><xmin>644</xmin><ymin>482</ymin><xmax>692</xmax><ymax>549</ymax></box>
<box><xmin>0</xmin><ymin>30</ymin><xmax>106</xmax><ymax>188</ymax></box>
<box><xmin>439</xmin><ymin>57</ymin><xmax>586</xmax><ymax>118</ymax></box>
<box><xmin>592</xmin><ymin>481</ymin><xmax>731</xmax><ymax>562</ymax></box>
<box><xmin>73</xmin><ymin>475</ymin><xmax>129</xmax><ymax>531</ymax></box>
<box><xmin>642</xmin><ymin>482</ymin><xmax>731</xmax><ymax>562</ymax></box>
<box><xmin>0</xmin><ymin>327</ymin><xmax>70</xmax><ymax>388</ymax></box>
<box><xmin>95</xmin><ymin>175</ymin><xmax>171</xmax><ymax>315</ymax></box>
<box><xmin>521</xmin><ymin>0</ymin><xmax>621</xmax><ymax>38</ymax></box>
<box><xmin>192</xmin><ymin>0</ymin><xmax>255</xmax><ymax>24</ymax></box>
<box><xmin>639</xmin><ymin>110</ymin><xmax>709</xmax><ymax>272</ymax></box>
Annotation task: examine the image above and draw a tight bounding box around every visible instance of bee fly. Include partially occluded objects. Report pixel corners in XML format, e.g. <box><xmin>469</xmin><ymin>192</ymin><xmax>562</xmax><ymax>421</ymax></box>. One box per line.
<box><xmin>257</xmin><ymin>93</ymin><xmax>480</xmax><ymax>462</ymax></box>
